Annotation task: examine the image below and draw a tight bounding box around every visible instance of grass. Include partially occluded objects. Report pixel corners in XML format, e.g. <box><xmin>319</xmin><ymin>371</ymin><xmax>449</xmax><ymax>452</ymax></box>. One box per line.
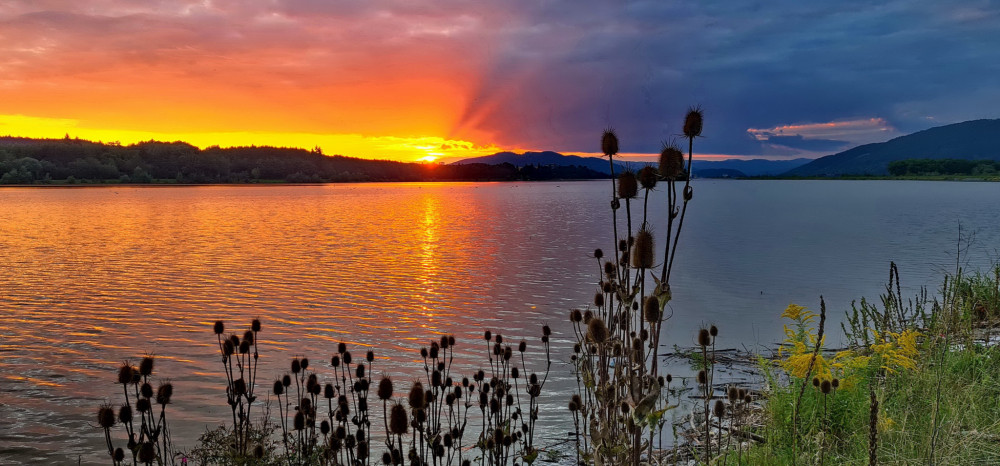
<box><xmin>725</xmin><ymin>265</ymin><xmax>1000</xmax><ymax>465</ymax></box>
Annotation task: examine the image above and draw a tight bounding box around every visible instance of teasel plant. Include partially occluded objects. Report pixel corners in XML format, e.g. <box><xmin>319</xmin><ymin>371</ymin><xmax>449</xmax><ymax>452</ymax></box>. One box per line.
<box><xmin>212</xmin><ymin>319</ymin><xmax>263</xmax><ymax>458</ymax></box>
<box><xmin>97</xmin><ymin>355</ymin><xmax>175</xmax><ymax>465</ymax></box>
<box><xmin>569</xmin><ymin>108</ymin><xmax>703</xmax><ymax>466</ymax></box>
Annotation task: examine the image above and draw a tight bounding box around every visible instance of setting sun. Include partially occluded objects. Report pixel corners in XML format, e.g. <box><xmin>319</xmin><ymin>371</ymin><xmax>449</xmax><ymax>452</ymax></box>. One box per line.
<box><xmin>418</xmin><ymin>155</ymin><xmax>439</xmax><ymax>163</ymax></box>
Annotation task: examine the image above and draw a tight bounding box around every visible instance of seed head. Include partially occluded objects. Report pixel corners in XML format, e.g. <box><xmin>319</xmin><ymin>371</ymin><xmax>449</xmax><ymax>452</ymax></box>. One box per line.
<box><xmin>570</xmin><ymin>309</ymin><xmax>582</xmax><ymax>323</ymax></box>
<box><xmin>242</xmin><ymin>330</ymin><xmax>254</xmax><ymax>346</ymax></box>
<box><xmin>617</xmin><ymin>171</ymin><xmax>638</xmax><ymax>199</ymax></box>
<box><xmin>683</xmin><ymin>106</ymin><xmax>704</xmax><ymax>138</ymax></box>
<box><xmin>812</xmin><ymin>377</ymin><xmax>820</xmax><ymax>387</ymax></box>
<box><xmin>367</xmin><ymin>350</ymin><xmax>375</xmax><ymax>362</ymax></box>
<box><xmin>138</xmin><ymin>442</ymin><xmax>155</xmax><ymax>463</ymax></box>
<box><xmin>821</xmin><ymin>380</ymin><xmax>832</xmax><ymax>394</ymax></box>
<box><xmin>638</xmin><ymin>165</ymin><xmax>658</xmax><ymax>190</ymax></box>
<box><xmin>117</xmin><ymin>363</ymin><xmax>134</xmax><ymax>385</ymax></box>
<box><xmin>113</xmin><ymin>448</ymin><xmax>124</xmax><ymax>462</ymax></box>
<box><xmin>588</xmin><ymin>318</ymin><xmax>609</xmax><ymax>344</ymax></box>
<box><xmin>698</xmin><ymin>328</ymin><xmax>711</xmax><ymax>347</ymax></box>
<box><xmin>273</xmin><ymin>380</ymin><xmax>284</xmax><ymax>396</ymax></box>
<box><xmin>282</xmin><ymin>375</ymin><xmax>291</xmax><ymax>387</ymax></box>
<box><xmin>594</xmin><ymin>292</ymin><xmax>605</xmax><ymax>308</ymax></box>
<box><xmin>156</xmin><ymin>383</ymin><xmax>173</xmax><ymax>405</ymax></box>
<box><xmin>213</xmin><ymin>321</ymin><xmax>224</xmax><ymax>335</ymax></box>
<box><xmin>300</xmin><ymin>358</ymin><xmax>309</xmax><ymax>370</ymax></box>
<box><xmin>713</xmin><ymin>399</ymin><xmax>725</xmax><ymax>418</ymax></box>
<box><xmin>643</xmin><ymin>296</ymin><xmax>660</xmax><ymax>325</ymax></box>
<box><xmin>583</xmin><ymin>310</ymin><xmax>593</xmax><ymax>324</ymax></box>
<box><xmin>408</xmin><ymin>382</ymin><xmax>426</xmax><ymax>410</ymax></box>
<box><xmin>136</xmin><ymin>398</ymin><xmax>151</xmax><ymax>413</ymax></box>
<box><xmin>377</xmin><ymin>377</ymin><xmax>394</xmax><ymax>400</ymax></box>
<box><xmin>291</xmin><ymin>358</ymin><xmax>301</xmax><ymax>374</ymax></box>
<box><xmin>222</xmin><ymin>340</ymin><xmax>234</xmax><ymax>356</ymax></box>
<box><xmin>140</xmin><ymin>382</ymin><xmax>153</xmax><ymax>399</ymax></box>
<box><xmin>728</xmin><ymin>386</ymin><xmax>739</xmax><ymax>402</ymax></box>
<box><xmin>594</xmin><ymin>248</ymin><xmax>603</xmax><ymax>259</ymax></box>
<box><xmin>251</xmin><ymin>318</ymin><xmax>261</xmax><ymax>332</ymax></box>
<box><xmin>601</xmin><ymin>129</ymin><xmax>619</xmax><ymax>156</ymax></box>
<box><xmin>658</xmin><ymin>144</ymin><xmax>685</xmax><ymax>179</ymax></box>
<box><xmin>293</xmin><ymin>410</ymin><xmax>305</xmax><ymax>430</ymax></box>
<box><xmin>697</xmin><ymin>370</ymin><xmax>707</xmax><ymax>385</ymax></box>
<box><xmin>139</xmin><ymin>356</ymin><xmax>154</xmax><ymax>377</ymax></box>
<box><xmin>118</xmin><ymin>404</ymin><xmax>132</xmax><ymax>424</ymax></box>
<box><xmin>97</xmin><ymin>405</ymin><xmax>115</xmax><ymax>428</ymax></box>
<box><xmin>631</xmin><ymin>227</ymin><xmax>655</xmax><ymax>269</ymax></box>
<box><xmin>832</xmin><ymin>378</ymin><xmax>840</xmax><ymax>389</ymax></box>
<box><xmin>325</xmin><ymin>383</ymin><xmax>335</xmax><ymax>399</ymax></box>
<box><xmin>389</xmin><ymin>403</ymin><xmax>408</xmax><ymax>434</ymax></box>
<box><xmin>710</xmin><ymin>325</ymin><xmax>718</xmax><ymax>337</ymax></box>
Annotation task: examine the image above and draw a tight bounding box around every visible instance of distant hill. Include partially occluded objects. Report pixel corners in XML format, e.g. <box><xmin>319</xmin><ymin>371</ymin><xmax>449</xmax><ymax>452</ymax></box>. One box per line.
<box><xmin>695</xmin><ymin>168</ymin><xmax>747</xmax><ymax>178</ymax></box>
<box><xmin>692</xmin><ymin>158</ymin><xmax>810</xmax><ymax>177</ymax></box>
<box><xmin>785</xmin><ymin>119</ymin><xmax>1000</xmax><ymax>176</ymax></box>
<box><xmin>456</xmin><ymin>151</ymin><xmax>809</xmax><ymax>177</ymax></box>
<box><xmin>453</xmin><ymin>151</ymin><xmax>628</xmax><ymax>174</ymax></box>
<box><xmin>0</xmin><ymin>137</ymin><xmax>608</xmax><ymax>184</ymax></box>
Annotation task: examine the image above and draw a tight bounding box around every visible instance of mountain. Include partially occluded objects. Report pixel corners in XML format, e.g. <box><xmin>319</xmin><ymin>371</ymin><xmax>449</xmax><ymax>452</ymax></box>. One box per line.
<box><xmin>784</xmin><ymin>119</ymin><xmax>1000</xmax><ymax>176</ymax></box>
<box><xmin>455</xmin><ymin>151</ymin><xmax>809</xmax><ymax>177</ymax></box>
<box><xmin>692</xmin><ymin>158</ymin><xmax>810</xmax><ymax>177</ymax></box>
<box><xmin>453</xmin><ymin>151</ymin><xmax>626</xmax><ymax>174</ymax></box>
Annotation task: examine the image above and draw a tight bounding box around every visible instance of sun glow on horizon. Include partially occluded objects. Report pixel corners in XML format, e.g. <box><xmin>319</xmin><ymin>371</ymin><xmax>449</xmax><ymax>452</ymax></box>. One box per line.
<box><xmin>0</xmin><ymin>114</ymin><xmax>505</xmax><ymax>163</ymax></box>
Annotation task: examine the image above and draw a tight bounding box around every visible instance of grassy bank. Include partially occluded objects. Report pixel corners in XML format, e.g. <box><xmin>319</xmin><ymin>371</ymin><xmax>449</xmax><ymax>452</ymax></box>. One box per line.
<box><xmin>720</xmin><ymin>264</ymin><xmax>1000</xmax><ymax>465</ymax></box>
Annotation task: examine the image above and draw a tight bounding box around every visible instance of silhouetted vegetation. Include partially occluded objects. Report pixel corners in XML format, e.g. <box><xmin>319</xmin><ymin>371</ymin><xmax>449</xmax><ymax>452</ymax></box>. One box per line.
<box><xmin>0</xmin><ymin>136</ymin><xmax>608</xmax><ymax>185</ymax></box>
<box><xmin>887</xmin><ymin>158</ymin><xmax>1000</xmax><ymax>176</ymax></box>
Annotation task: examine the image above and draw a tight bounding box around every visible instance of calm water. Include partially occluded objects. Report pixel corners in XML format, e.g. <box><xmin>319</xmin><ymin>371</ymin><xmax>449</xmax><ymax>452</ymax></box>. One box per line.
<box><xmin>2</xmin><ymin>180</ymin><xmax>999</xmax><ymax>464</ymax></box>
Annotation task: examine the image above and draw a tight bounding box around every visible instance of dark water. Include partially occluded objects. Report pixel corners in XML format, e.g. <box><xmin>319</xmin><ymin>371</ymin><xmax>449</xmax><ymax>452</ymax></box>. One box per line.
<box><xmin>1</xmin><ymin>180</ymin><xmax>998</xmax><ymax>464</ymax></box>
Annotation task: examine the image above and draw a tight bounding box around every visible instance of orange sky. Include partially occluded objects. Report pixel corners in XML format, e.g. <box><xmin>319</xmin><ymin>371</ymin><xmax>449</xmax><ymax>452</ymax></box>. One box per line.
<box><xmin>0</xmin><ymin>2</ymin><xmax>521</xmax><ymax>162</ymax></box>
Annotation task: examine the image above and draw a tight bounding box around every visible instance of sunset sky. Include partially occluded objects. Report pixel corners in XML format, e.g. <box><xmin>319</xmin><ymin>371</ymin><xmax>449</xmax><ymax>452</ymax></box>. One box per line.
<box><xmin>1</xmin><ymin>0</ymin><xmax>997</xmax><ymax>162</ymax></box>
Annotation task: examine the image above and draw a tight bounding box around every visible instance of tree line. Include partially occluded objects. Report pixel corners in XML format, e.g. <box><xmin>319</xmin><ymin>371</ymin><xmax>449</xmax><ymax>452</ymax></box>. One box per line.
<box><xmin>887</xmin><ymin>158</ymin><xmax>1000</xmax><ymax>176</ymax></box>
<box><xmin>0</xmin><ymin>136</ymin><xmax>608</xmax><ymax>184</ymax></box>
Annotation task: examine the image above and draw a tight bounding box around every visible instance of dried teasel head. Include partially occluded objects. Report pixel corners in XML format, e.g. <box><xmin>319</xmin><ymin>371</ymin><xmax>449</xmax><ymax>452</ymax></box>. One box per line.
<box><xmin>617</xmin><ymin>171</ymin><xmax>638</xmax><ymax>199</ymax></box>
<box><xmin>710</xmin><ymin>325</ymin><xmax>718</xmax><ymax>337</ymax></box>
<box><xmin>588</xmin><ymin>318</ymin><xmax>609</xmax><ymax>344</ymax></box>
<box><xmin>273</xmin><ymin>380</ymin><xmax>284</xmax><ymax>396</ymax></box>
<box><xmin>832</xmin><ymin>378</ymin><xmax>840</xmax><ymax>389</ymax></box>
<box><xmin>658</xmin><ymin>143</ymin><xmax>684</xmax><ymax>179</ymax></box>
<box><xmin>375</xmin><ymin>377</ymin><xmax>394</xmax><ymax>400</ymax></box>
<box><xmin>638</xmin><ymin>165</ymin><xmax>658</xmax><ymax>190</ymax></box>
<box><xmin>594</xmin><ymin>292</ymin><xmax>605</xmax><ymax>308</ymax></box>
<box><xmin>213</xmin><ymin>320</ymin><xmax>224</xmax><ymax>335</ymax></box>
<box><xmin>408</xmin><ymin>381</ymin><xmax>426</xmax><ymax>410</ymax></box>
<box><xmin>139</xmin><ymin>356</ymin><xmax>154</xmax><ymax>377</ymax></box>
<box><xmin>728</xmin><ymin>386</ymin><xmax>739</xmax><ymax>402</ymax></box>
<box><xmin>138</xmin><ymin>442</ymin><xmax>155</xmax><ymax>463</ymax></box>
<box><xmin>594</xmin><ymin>248</ymin><xmax>603</xmax><ymax>259</ymax></box>
<box><xmin>643</xmin><ymin>295</ymin><xmax>660</xmax><ymax>323</ymax></box>
<box><xmin>631</xmin><ymin>227</ymin><xmax>655</xmax><ymax>269</ymax></box>
<box><xmin>117</xmin><ymin>404</ymin><xmax>132</xmax><ymax>424</ymax></box>
<box><xmin>389</xmin><ymin>403</ymin><xmax>408</xmax><ymax>434</ymax></box>
<box><xmin>570</xmin><ymin>309</ymin><xmax>583</xmax><ymax>323</ymax></box>
<box><xmin>697</xmin><ymin>370</ymin><xmax>707</xmax><ymax>385</ymax></box>
<box><xmin>156</xmin><ymin>383</ymin><xmax>173</xmax><ymax>405</ymax></box>
<box><xmin>251</xmin><ymin>318</ymin><xmax>261</xmax><ymax>332</ymax></box>
<box><xmin>698</xmin><ymin>328</ymin><xmax>711</xmax><ymax>347</ymax></box>
<box><xmin>821</xmin><ymin>380</ymin><xmax>832</xmax><ymax>394</ymax></box>
<box><xmin>812</xmin><ymin>377</ymin><xmax>820</xmax><ymax>387</ymax></box>
<box><xmin>683</xmin><ymin>106</ymin><xmax>703</xmax><ymax>138</ymax></box>
<box><xmin>713</xmin><ymin>399</ymin><xmax>725</xmax><ymax>418</ymax></box>
<box><xmin>97</xmin><ymin>405</ymin><xmax>116</xmax><ymax>429</ymax></box>
<box><xmin>117</xmin><ymin>363</ymin><xmax>134</xmax><ymax>385</ymax></box>
<box><xmin>601</xmin><ymin>128</ymin><xmax>619</xmax><ymax>156</ymax></box>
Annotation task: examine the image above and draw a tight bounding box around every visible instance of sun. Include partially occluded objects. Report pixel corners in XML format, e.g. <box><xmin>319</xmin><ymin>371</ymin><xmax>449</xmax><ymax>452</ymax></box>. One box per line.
<box><xmin>417</xmin><ymin>155</ymin><xmax>439</xmax><ymax>163</ymax></box>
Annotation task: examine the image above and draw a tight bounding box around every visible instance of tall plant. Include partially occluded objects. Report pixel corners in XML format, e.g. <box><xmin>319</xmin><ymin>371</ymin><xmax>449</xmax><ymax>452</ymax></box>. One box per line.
<box><xmin>569</xmin><ymin>108</ymin><xmax>703</xmax><ymax>465</ymax></box>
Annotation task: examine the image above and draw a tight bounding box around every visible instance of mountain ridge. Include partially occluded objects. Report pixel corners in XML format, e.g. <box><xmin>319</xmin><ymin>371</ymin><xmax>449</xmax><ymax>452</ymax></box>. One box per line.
<box><xmin>785</xmin><ymin>119</ymin><xmax>1000</xmax><ymax>176</ymax></box>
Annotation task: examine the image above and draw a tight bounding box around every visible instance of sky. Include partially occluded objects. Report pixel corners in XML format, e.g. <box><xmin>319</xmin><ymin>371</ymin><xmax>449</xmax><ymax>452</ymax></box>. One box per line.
<box><xmin>1</xmin><ymin>1</ymin><xmax>998</xmax><ymax>163</ymax></box>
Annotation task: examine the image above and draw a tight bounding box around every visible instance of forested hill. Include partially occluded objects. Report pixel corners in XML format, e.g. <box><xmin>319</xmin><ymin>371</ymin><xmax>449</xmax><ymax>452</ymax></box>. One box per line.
<box><xmin>784</xmin><ymin>119</ymin><xmax>1000</xmax><ymax>176</ymax></box>
<box><xmin>0</xmin><ymin>137</ymin><xmax>608</xmax><ymax>184</ymax></box>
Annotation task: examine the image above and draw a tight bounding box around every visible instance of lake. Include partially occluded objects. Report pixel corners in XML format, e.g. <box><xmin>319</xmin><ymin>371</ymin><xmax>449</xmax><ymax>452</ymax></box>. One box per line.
<box><xmin>1</xmin><ymin>180</ymin><xmax>999</xmax><ymax>464</ymax></box>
